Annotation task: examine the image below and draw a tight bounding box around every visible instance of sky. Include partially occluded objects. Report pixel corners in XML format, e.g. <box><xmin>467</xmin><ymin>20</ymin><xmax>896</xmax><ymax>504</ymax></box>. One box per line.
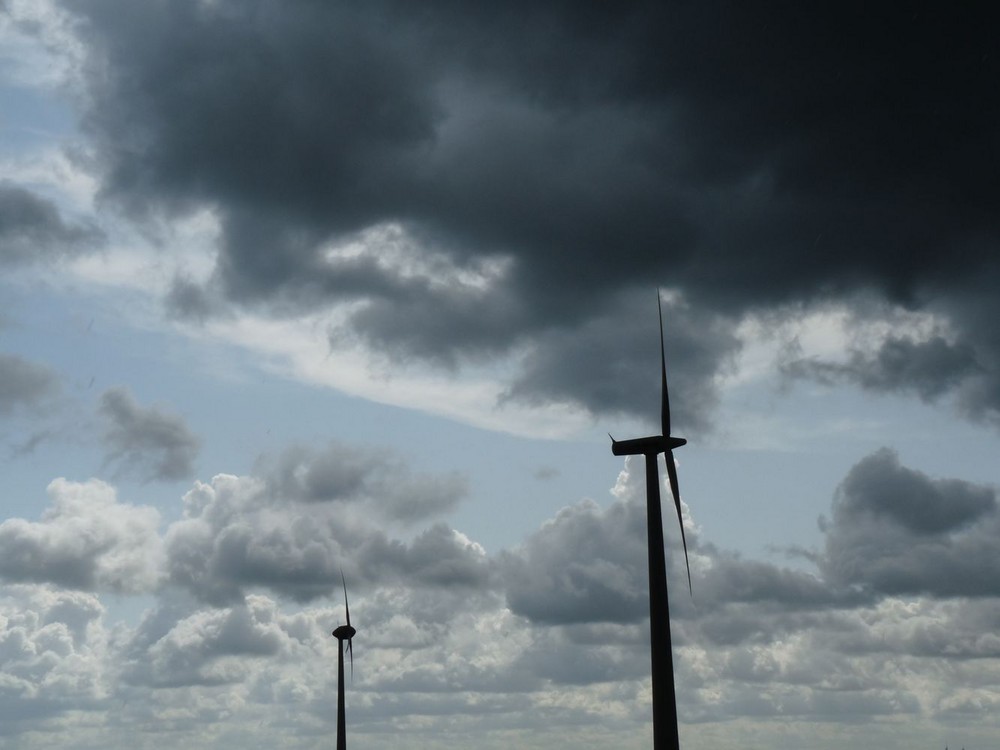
<box><xmin>1</xmin><ymin>1</ymin><xmax>999</xmax><ymax>748</ymax></box>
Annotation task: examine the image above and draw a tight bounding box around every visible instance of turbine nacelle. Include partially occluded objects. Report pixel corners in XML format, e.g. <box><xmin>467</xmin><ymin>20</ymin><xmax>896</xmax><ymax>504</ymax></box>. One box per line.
<box><xmin>332</xmin><ymin>624</ymin><xmax>356</xmax><ymax>641</ymax></box>
<box><xmin>610</xmin><ymin>435</ymin><xmax>687</xmax><ymax>456</ymax></box>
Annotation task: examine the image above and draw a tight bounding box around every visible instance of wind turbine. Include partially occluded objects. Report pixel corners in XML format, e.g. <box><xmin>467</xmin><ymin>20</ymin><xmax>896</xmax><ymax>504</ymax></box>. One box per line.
<box><xmin>331</xmin><ymin>573</ymin><xmax>356</xmax><ymax>750</ymax></box>
<box><xmin>609</xmin><ymin>291</ymin><xmax>691</xmax><ymax>750</ymax></box>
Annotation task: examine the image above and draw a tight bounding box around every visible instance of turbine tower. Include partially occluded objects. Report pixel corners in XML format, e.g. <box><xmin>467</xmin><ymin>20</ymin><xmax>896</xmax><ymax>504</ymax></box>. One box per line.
<box><xmin>331</xmin><ymin>573</ymin><xmax>356</xmax><ymax>750</ymax></box>
<box><xmin>609</xmin><ymin>291</ymin><xmax>692</xmax><ymax>750</ymax></box>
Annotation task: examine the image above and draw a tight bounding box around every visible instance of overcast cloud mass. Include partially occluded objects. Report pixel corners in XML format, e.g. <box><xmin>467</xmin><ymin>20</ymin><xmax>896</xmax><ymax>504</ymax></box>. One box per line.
<box><xmin>1</xmin><ymin>0</ymin><xmax>999</xmax><ymax>747</ymax></box>
<box><xmin>62</xmin><ymin>0</ymin><xmax>1000</xmax><ymax>426</ymax></box>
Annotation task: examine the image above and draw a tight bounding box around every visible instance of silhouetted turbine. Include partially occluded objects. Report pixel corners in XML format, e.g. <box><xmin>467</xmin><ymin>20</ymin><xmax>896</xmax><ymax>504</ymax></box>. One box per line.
<box><xmin>609</xmin><ymin>291</ymin><xmax>692</xmax><ymax>750</ymax></box>
<box><xmin>331</xmin><ymin>573</ymin><xmax>356</xmax><ymax>750</ymax></box>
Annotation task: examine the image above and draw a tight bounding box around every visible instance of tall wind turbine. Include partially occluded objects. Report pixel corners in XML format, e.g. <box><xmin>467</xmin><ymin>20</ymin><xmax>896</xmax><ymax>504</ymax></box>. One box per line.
<box><xmin>609</xmin><ymin>291</ymin><xmax>691</xmax><ymax>750</ymax></box>
<box><xmin>331</xmin><ymin>573</ymin><xmax>356</xmax><ymax>750</ymax></box>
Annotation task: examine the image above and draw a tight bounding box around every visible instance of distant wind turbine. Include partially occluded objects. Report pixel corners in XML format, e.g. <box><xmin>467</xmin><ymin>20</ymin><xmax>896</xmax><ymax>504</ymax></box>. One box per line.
<box><xmin>331</xmin><ymin>573</ymin><xmax>357</xmax><ymax>750</ymax></box>
<box><xmin>609</xmin><ymin>291</ymin><xmax>692</xmax><ymax>750</ymax></box>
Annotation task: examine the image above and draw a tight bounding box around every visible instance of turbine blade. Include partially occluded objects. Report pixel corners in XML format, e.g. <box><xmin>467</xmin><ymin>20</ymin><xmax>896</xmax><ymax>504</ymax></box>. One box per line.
<box><xmin>666</xmin><ymin>450</ymin><xmax>692</xmax><ymax>595</ymax></box>
<box><xmin>658</xmin><ymin>291</ymin><xmax>671</xmax><ymax>438</ymax></box>
<box><xmin>341</xmin><ymin>570</ymin><xmax>351</xmax><ymax>628</ymax></box>
<box><xmin>348</xmin><ymin>638</ymin><xmax>354</xmax><ymax>681</ymax></box>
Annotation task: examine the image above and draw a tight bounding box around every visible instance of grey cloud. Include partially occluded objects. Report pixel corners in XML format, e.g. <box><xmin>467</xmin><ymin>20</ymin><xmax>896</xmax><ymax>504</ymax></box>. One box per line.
<box><xmin>502</xmin><ymin>495</ymin><xmax>650</xmax><ymax>625</ymax></box>
<box><xmin>695</xmin><ymin>550</ymin><xmax>864</xmax><ymax>612</ymax></box>
<box><xmin>834</xmin><ymin>448</ymin><xmax>996</xmax><ymax>534</ymax></box>
<box><xmin>533</xmin><ymin>465</ymin><xmax>559</xmax><ymax>481</ymax></box>
<box><xmin>369</xmin><ymin>523</ymin><xmax>493</xmax><ymax>589</ymax></box>
<box><xmin>166</xmin><ymin>468</ymin><xmax>490</xmax><ymax>604</ymax></box>
<box><xmin>121</xmin><ymin>595</ymin><xmax>308</xmax><ymax>688</ymax></box>
<box><xmin>7</xmin><ymin>454</ymin><xmax>1000</xmax><ymax>741</ymax></box>
<box><xmin>502</xmin><ymin>458</ymin><xmax>850</xmax><ymax>630</ymax></box>
<box><xmin>8</xmin><ymin>429</ymin><xmax>54</xmax><ymax>458</ymax></box>
<box><xmin>503</xmin><ymin>295</ymin><xmax>740</xmax><ymax>433</ymax></box>
<box><xmin>497</xmin><ymin>450</ymin><xmax>1000</xmax><ymax>679</ymax></box>
<box><xmin>0</xmin><ymin>478</ymin><xmax>163</xmax><ymax>593</ymax></box>
<box><xmin>0</xmin><ymin>353</ymin><xmax>58</xmax><ymax>415</ymax></box>
<box><xmin>340</xmin><ymin>268</ymin><xmax>528</xmax><ymax>368</ymax></box>
<box><xmin>821</xmin><ymin>448</ymin><xmax>1000</xmax><ymax>596</ymax></box>
<box><xmin>511</xmin><ymin>627</ymin><xmax>649</xmax><ymax>686</ymax></box>
<box><xmin>261</xmin><ymin>441</ymin><xmax>467</xmax><ymax>524</ymax></box>
<box><xmin>165</xmin><ymin>273</ymin><xmax>225</xmax><ymax>322</ymax></box>
<box><xmin>0</xmin><ymin>183</ymin><xmax>102</xmax><ymax>266</ymax></box>
<box><xmin>0</xmin><ymin>586</ymin><xmax>109</xmax><ymax>730</ymax></box>
<box><xmin>64</xmin><ymin>1</ymin><xmax>1000</xmax><ymax>423</ymax></box>
<box><xmin>784</xmin><ymin>335</ymin><xmax>982</xmax><ymax>403</ymax></box>
<box><xmin>99</xmin><ymin>386</ymin><xmax>200</xmax><ymax>482</ymax></box>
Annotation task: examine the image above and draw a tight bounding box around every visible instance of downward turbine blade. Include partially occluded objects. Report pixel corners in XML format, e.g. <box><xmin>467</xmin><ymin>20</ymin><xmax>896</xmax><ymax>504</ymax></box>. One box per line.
<box><xmin>666</xmin><ymin>450</ymin><xmax>692</xmax><ymax>595</ymax></box>
<box><xmin>341</xmin><ymin>571</ymin><xmax>351</xmax><ymax>628</ymax></box>
<box><xmin>348</xmin><ymin>638</ymin><xmax>354</xmax><ymax>681</ymax></box>
<box><xmin>658</xmin><ymin>291</ymin><xmax>671</xmax><ymax>438</ymax></box>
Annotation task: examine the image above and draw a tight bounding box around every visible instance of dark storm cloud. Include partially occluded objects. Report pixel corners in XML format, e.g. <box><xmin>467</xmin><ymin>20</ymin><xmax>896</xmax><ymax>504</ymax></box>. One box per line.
<box><xmin>784</xmin><ymin>336</ymin><xmax>981</xmax><ymax>402</ymax></box>
<box><xmin>0</xmin><ymin>183</ymin><xmax>102</xmax><ymax>266</ymax></box>
<box><xmin>64</xmin><ymin>1</ymin><xmax>1000</xmax><ymax>421</ymax></box>
<box><xmin>0</xmin><ymin>353</ymin><xmax>58</xmax><ymax>415</ymax></box>
<box><xmin>99</xmin><ymin>386</ymin><xmax>200</xmax><ymax>482</ymax></box>
<box><xmin>821</xmin><ymin>448</ymin><xmax>1000</xmax><ymax>596</ymax></box>
<box><xmin>504</xmin><ymin>295</ymin><xmax>739</xmax><ymax>431</ymax></box>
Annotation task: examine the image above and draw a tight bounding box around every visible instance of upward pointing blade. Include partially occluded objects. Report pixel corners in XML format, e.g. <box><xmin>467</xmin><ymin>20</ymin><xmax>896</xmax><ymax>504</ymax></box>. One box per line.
<box><xmin>341</xmin><ymin>571</ymin><xmax>351</xmax><ymax>628</ymax></box>
<box><xmin>665</xmin><ymin>450</ymin><xmax>692</xmax><ymax>595</ymax></box>
<box><xmin>658</xmin><ymin>291</ymin><xmax>671</xmax><ymax>438</ymax></box>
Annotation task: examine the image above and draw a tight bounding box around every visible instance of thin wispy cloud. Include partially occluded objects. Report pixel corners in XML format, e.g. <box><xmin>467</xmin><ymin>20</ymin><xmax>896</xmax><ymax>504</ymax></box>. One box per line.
<box><xmin>99</xmin><ymin>386</ymin><xmax>200</xmax><ymax>482</ymax></box>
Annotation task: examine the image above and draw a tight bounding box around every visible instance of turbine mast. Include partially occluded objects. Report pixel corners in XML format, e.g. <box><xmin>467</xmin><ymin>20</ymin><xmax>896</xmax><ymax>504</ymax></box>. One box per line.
<box><xmin>608</xmin><ymin>290</ymin><xmax>691</xmax><ymax>750</ymax></box>
<box><xmin>332</xmin><ymin>575</ymin><xmax>357</xmax><ymax>750</ymax></box>
<box><xmin>645</xmin><ymin>455</ymin><xmax>680</xmax><ymax>750</ymax></box>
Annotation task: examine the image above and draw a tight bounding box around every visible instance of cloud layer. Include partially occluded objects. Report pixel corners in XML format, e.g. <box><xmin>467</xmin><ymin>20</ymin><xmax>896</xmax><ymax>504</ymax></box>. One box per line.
<box><xmin>2</xmin><ymin>451</ymin><xmax>999</xmax><ymax>747</ymax></box>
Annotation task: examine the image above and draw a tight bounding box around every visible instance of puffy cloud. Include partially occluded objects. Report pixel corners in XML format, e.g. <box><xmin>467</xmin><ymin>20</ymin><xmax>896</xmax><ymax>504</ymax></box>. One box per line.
<box><xmin>0</xmin><ymin>478</ymin><xmax>163</xmax><ymax>593</ymax></box>
<box><xmin>502</xmin><ymin>494</ymin><xmax>649</xmax><ymax>626</ymax></box>
<box><xmin>2</xmin><ymin>454</ymin><xmax>1000</xmax><ymax>744</ymax></box>
<box><xmin>495</xmin><ymin>452</ymin><xmax>1000</xmax><ymax>734</ymax></box>
<box><xmin>165</xmin><ymin>469</ymin><xmax>490</xmax><ymax>605</ymax></box>
<box><xmin>0</xmin><ymin>353</ymin><xmax>58</xmax><ymax>416</ymax></box>
<box><xmin>821</xmin><ymin>448</ymin><xmax>1000</xmax><ymax>596</ymax></box>
<box><xmin>99</xmin><ymin>386</ymin><xmax>201</xmax><ymax>482</ymax></box>
<box><xmin>120</xmin><ymin>594</ymin><xmax>312</xmax><ymax>688</ymax></box>
<box><xmin>0</xmin><ymin>585</ymin><xmax>109</xmax><ymax>731</ymax></box>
